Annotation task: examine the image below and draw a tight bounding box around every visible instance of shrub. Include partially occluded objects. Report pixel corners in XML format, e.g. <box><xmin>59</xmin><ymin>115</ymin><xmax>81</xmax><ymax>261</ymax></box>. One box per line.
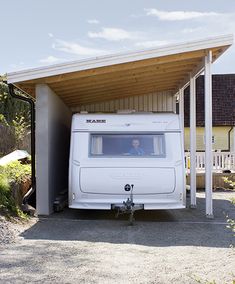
<box><xmin>0</xmin><ymin>160</ymin><xmax>31</xmax><ymax>217</ymax></box>
<box><xmin>0</xmin><ymin>173</ymin><xmax>21</xmax><ymax>216</ymax></box>
<box><xmin>0</xmin><ymin>160</ymin><xmax>31</xmax><ymax>184</ymax></box>
<box><xmin>0</xmin><ymin>174</ymin><xmax>10</xmax><ymax>209</ymax></box>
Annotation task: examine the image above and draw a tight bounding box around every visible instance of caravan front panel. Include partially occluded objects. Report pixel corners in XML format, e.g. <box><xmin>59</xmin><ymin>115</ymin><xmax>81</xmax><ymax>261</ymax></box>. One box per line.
<box><xmin>80</xmin><ymin>167</ymin><xmax>176</xmax><ymax>195</ymax></box>
<box><xmin>69</xmin><ymin>113</ymin><xmax>186</xmax><ymax>210</ymax></box>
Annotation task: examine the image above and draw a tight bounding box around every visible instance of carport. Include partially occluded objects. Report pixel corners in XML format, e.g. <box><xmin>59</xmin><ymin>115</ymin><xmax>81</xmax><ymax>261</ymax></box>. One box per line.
<box><xmin>7</xmin><ymin>34</ymin><xmax>233</xmax><ymax>216</ymax></box>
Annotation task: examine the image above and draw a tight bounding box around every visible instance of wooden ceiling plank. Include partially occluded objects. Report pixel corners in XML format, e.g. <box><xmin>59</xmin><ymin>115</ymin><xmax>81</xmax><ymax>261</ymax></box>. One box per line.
<box><xmin>48</xmin><ymin>59</ymin><xmax>200</xmax><ymax>88</ymax></box>
<box><xmin>58</xmin><ymin>77</ymin><xmax>182</xmax><ymax>99</ymax></box>
<box><xmin>25</xmin><ymin>49</ymin><xmax>208</xmax><ymax>85</ymax></box>
<box><xmin>55</xmin><ymin>73</ymin><xmax>186</xmax><ymax>96</ymax></box>
<box><xmin>65</xmin><ymin>86</ymin><xmax>177</xmax><ymax>106</ymax></box>
<box><xmin>62</xmin><ymin>82</ymin><xmax>177</xmax><ymax>104</ymax></box>
<box><xmin>51</xmin><ymin>66</ymin><xmax>195</xmax><ymax>92</ymax></box>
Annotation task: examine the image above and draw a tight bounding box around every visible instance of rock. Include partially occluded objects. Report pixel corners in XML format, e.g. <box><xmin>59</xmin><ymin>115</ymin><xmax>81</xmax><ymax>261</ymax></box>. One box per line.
<box><xmin>21</xmin><ymin>204</ymin><xmax>36</xmax><ymax>216</ymax></box>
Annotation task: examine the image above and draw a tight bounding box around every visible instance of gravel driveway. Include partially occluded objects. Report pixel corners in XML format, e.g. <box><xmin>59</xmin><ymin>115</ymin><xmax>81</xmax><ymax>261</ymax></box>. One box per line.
<box><xmin>0</xmin><ymin>192</ymin><xmax>235</xmax><ymax>284</ymax></box>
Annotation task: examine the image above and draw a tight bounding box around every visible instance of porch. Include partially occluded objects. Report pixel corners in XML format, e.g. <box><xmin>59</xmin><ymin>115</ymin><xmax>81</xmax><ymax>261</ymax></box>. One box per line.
<box><xmin>185</xmin><ymin>151</ymin><xmax>235</xmax><ymax>189</ymax></box>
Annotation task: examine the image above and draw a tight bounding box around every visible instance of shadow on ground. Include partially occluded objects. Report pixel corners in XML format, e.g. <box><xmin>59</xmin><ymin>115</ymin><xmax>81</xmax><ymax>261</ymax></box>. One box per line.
<box><xmin>19</xmin><ymin>194</ymin><xmax>235</xmax><ymax>248</ymax></box>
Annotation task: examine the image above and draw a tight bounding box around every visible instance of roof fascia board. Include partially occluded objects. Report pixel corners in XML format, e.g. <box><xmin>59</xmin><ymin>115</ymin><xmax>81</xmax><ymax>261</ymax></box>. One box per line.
<box><xmin>7</xmin><ymin>34</ymin><xmax>233</xmax><ymax>84</ymax></box>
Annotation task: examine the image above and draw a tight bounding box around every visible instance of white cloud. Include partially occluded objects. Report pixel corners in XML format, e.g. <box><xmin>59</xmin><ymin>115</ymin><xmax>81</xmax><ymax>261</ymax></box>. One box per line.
<box><xmin>52</xmin><ymin>39</ymin><xmax>107</xmax><ymax>56</ymax></box>
<box><xmin>181</xmin><ymin>27</ymin><xmax>202</xmax><ymax>34</ymax></box>
<box><xmin>88</xmin><ymin>27</ymin><xmax>139</xmax><ymax>41</ymax></box>
<box><xmin>145</xmin><ymin>9</ymin><xmax>219</xmax><ymax>21</ymax></box>
<box><xmin>87</xmin><ymin>19</ymin><xmax>99</xmax><ymax>24</ymax></box>
<box><xmin>48</xmin><ymin>33</ymin><xmax>54</xmax><ymax>38</ymax></box>
<box><xmin>135</xmin><ymin>40</ymin><xmax>169</xmax><ymax>48</ymax></box>
<box><xmin>39</xmin><ymin>56</ymin><xmax>62</xmax><ymax>64</ymax></box>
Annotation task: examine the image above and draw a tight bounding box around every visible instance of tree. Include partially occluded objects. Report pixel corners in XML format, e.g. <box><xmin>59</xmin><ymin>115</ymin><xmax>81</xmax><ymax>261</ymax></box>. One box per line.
<box><xmin>0</xmin><ymin>76</ymin><xmax>31</xmax><ymax>155</ymax></box>
<box><xmin>0</xmin><ymin>76</ymin><xmax>30</xmax><ymax>125</ymax></box>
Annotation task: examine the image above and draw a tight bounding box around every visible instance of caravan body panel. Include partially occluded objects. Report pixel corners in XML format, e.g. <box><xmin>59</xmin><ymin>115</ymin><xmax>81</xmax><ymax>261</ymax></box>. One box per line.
<box><xmin>69</xmin><ymin>113</ymin><xmax>186</xmax><ymax>210</ymax></box>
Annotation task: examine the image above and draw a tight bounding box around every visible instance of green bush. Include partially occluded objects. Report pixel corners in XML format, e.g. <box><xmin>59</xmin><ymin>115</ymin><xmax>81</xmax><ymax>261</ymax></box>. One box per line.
<box><xmin>0</xmin><ymin>160</ymin><xmax>31</xmax><ymax>184</ymax></box>
<box><xmin>0</xmin><ymin>173</ymin><xmax>20</xmax><ymax>216</ymax></box>
<box><xmin>0</xmin><ymin>174</ymin><xmax>10</xmax><ymax>208</ymax></box>
<box><xmin>0</xmin><ymin>160</ymin><xmax>31</xmax><ymax>217</ymax></box>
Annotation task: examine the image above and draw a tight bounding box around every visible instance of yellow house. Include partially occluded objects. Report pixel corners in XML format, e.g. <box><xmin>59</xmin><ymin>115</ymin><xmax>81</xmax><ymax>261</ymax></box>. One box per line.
<box><xmin>184</xmin><ymin>126</ymin><xmax>234</xmax><ymax>152</ymax></box>
<box><xmin>183</xmin><ymin>74</ymin><xmax>235</xmax><ymax>152</ymax></box>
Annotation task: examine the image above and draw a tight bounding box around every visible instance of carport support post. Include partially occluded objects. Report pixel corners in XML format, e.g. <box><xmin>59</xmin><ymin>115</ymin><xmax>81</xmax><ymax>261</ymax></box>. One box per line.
<box><xmin>204</xmin><ymin>50</ymin><xmax>213</xmax><ymax>218</ymax></box>
<box><xmin>35</xmin><ymin>84</ymin><xmax>72</xmax><ymax>215</ymax></box>
<box><xmin>179</xmin><ymin>88</ymin><xmax>184</xmax><ymax>133</ymax></box>
<box><xmin>190</xmin><ymin>75</ymin><xmax>197</xmax><ymax>208</ymax></box>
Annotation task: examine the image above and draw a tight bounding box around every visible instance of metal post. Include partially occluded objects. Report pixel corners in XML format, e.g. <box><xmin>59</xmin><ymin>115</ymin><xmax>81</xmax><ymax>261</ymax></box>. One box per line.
<box><xmin>179</xmin><ymin>88</ymin><xmax>187</xmax><ymax>200</ymax></box>
<box><xmin>179</xmin><ymin>88</ymin><xmax>185</xmax><ymax>133</ymax></box>
<box><xmin>190</xmin><ymin>75</ymin><xmax>197</xmax><ymax>208</ymax></box>
<box><xmin>204</xmin><ymin>50</ymin><xmax>213</xmax><ymax>218</ymax></box>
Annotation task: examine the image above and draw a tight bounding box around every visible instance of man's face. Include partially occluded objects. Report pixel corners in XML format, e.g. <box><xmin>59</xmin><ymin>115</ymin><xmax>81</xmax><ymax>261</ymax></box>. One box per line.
<box><xmin>132</xmin><ymin>139</ymin><xmax>140</xmax><ymax>149</ymax></box>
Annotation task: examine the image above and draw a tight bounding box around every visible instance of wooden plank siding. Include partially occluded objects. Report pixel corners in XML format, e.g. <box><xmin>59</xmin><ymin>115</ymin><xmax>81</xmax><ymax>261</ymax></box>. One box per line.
<box><xmin>71</xmin><ymin>91</ymin><xmax>176</xmax><ymax>113</ymax></box>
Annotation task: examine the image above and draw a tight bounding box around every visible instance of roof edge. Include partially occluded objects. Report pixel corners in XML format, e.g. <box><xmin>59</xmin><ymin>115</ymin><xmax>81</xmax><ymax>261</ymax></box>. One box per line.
<box><xmin>7</xmin><ymin>34</ymin><xmax>233</xmax><ymax>84</ymax></box>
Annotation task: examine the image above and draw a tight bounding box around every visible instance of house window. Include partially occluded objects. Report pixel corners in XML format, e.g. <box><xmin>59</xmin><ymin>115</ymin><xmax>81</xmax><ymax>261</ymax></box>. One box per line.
<box><xmin>203</xmin><ymin>135</ymin><xmax>215</xmax><ymax>144</ymax></box>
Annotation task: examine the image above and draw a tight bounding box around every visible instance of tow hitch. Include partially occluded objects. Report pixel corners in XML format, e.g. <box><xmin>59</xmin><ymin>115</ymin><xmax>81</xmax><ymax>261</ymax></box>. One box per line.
<box><xmin>112</xmin><ymin>184</ymin><xmax>143</xmax><ymax>225</ymax></box>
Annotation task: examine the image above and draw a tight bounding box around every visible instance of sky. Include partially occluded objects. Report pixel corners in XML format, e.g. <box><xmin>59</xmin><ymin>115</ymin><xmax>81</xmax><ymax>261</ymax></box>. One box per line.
<box><xmin>1</xmin><ymin>0</ymin><xmax>235</xmax><ymax>75</ymax></box>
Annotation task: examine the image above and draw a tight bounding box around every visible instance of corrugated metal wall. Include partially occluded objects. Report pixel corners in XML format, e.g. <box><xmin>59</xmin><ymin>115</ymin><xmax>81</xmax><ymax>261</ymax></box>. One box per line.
<box><xmin>71</xmin><ymin>91</ymin><xmax>176</xmax><ymax>113</ymax></box>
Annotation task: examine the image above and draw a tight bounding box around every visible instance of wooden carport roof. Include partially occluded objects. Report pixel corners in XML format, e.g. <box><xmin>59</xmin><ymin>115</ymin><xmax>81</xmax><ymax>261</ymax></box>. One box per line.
<box><xmin>7</xmin><ymin>35</ymin><xmax>233</xmax><ymax>107</ymax></box>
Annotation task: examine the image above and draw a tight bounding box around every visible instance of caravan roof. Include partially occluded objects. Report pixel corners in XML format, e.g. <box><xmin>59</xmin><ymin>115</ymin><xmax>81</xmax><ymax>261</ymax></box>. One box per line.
<box><xmin>72</xmin><ymin>113</ymin><xmax>180</xmax><ymax>132</ymax></box>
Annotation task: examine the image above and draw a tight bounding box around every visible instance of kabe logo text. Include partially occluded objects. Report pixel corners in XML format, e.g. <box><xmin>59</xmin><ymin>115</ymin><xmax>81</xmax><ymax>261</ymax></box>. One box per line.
<box><xmin>86</xmin><ymin>119</ymin><xmax>106</xmax><ymax>123</ymax></box>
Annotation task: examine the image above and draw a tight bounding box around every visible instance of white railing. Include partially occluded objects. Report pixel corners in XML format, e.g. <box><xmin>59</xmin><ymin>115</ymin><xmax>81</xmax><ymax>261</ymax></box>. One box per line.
<box><xmin>185</xmin><ymin>152</ymin><xmax>235</xmax><ymax>172</ymax></box>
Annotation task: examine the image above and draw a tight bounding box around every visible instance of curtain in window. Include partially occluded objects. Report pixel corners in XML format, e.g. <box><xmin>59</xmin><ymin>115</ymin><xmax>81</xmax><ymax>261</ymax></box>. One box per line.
<box><xmin>153</xmin><ymin>136</ymin><xmax>163</xmax><ymax>155</ymax></box>
<box><xmin>91</xmin><ymin>136</ymin><xmax>103</xmax><ymax>154</ymax></box>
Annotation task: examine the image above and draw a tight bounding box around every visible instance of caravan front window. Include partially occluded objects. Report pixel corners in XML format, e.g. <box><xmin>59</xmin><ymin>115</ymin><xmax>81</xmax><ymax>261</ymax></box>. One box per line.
<box><xmin>90</xmin><ymin>134</ymin><xmax>165</xmax><ymax>157</ymax></box>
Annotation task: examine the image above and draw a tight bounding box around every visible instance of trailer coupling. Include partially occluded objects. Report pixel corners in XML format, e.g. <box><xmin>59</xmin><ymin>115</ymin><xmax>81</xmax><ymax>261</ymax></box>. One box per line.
<box><xmin>112</xmin><ymin>200</ymin><xmax>144</xmax><ymax>225</ymax></box>
<box><xmin>112</xmin><ymin>184</ymin><xmax>143</xmax><ymax>224</ymax></box>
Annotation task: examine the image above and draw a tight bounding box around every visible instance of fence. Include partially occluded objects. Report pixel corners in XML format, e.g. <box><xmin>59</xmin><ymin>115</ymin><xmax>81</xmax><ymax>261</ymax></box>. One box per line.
<box><xmin>185</xmin><ymin>152</ymin><xmax>235</xmax><ymax>172</ymax></box>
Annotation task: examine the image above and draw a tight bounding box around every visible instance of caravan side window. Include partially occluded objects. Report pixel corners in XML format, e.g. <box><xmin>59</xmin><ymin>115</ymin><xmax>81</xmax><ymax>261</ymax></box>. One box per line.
<box><xmin>90</xmin><ymin>134</ymin><xmax>165</xmax><ymax>157</ymax></box>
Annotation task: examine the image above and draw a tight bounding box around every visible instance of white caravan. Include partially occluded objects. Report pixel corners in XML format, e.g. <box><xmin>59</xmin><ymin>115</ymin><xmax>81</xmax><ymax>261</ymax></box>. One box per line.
<box><xmin>69</xmin><ymin>113</ymin><xmax>186</xmax><ymax>215</ymax></box>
